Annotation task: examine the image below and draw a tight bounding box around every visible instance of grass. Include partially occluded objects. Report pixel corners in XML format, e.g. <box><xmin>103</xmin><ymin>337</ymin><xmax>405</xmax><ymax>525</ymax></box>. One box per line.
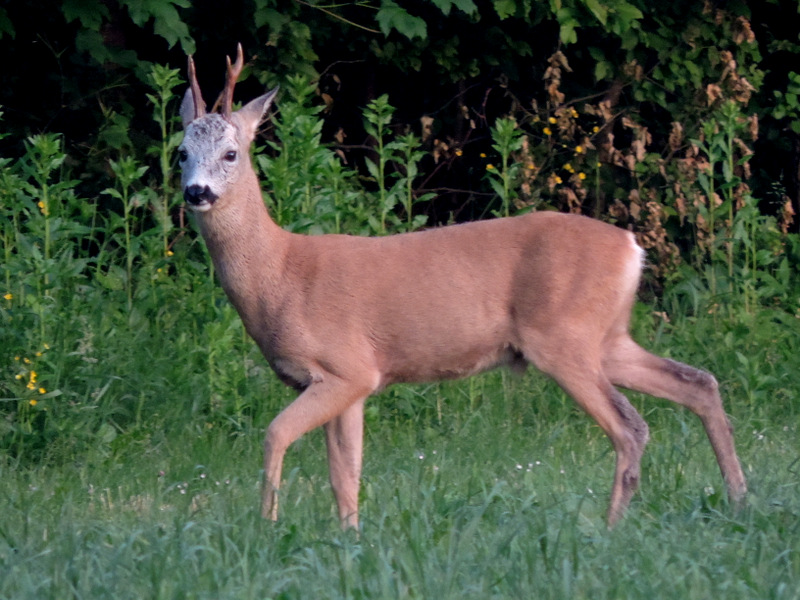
<box><xmin>1</xmin><ymin>317</ymin><xmax>799</xmax><ymax>599</ymax></box>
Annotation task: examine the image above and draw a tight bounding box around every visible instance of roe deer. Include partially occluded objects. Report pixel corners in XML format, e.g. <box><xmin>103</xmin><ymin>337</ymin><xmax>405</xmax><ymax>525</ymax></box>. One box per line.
<box><xmin>178</xmin><ymin>45</ymin><xmax>747</xmax><ymax>528</ymax></box>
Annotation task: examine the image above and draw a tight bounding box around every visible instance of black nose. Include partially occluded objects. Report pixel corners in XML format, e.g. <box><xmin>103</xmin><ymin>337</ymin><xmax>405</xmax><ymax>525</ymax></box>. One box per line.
<box><xmin>184</xmin><ymin>184</ymin><xmax>218</xmax><ymax>206</ymax></box>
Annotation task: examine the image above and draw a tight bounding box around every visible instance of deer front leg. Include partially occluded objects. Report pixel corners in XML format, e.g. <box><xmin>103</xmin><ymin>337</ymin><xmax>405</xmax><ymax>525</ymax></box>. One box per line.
<box><xmin>325</xmin><ymin>398</ymin><xmax>365</xmax><ymax>529</ymax></box>
<box><xmin>261</xmin><ymin>373</ymin><xmax>376</xmax><ymax>522</ymax></box>
<box><xmin>548</xmin><ymin>367</ymin><xmax>649</xmax><ymax>527</ymax></box>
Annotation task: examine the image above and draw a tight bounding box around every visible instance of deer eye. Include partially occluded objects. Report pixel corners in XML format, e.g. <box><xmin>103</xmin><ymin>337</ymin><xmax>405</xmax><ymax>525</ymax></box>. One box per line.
<box><xmin>223</xmin><ymin>151</ymin><xmax>237</xmax><ymax>162</ymax></box>
<box><xmin>178</xmin><ymin>149</ymin><xmax>188</xmax><ymax>162</ymax></box>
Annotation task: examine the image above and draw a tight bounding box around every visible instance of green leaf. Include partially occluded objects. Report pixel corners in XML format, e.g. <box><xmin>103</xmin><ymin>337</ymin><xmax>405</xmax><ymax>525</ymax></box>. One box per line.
<box><xmin>377</xmin><ymin>0</ymin><xmax>427</xmax><ymax>40</ymax></box>
<box><xmin>125</xmin><ymin>0</ymin><xmax>194</xmax><ymax>53</ymax></box>
<box><xmin>488</xmin><ymin>177</ymin><xmax>505</xmax><ymax>198</ymax></box>
<box><xmin>559</xmin><ymin>19</ymin><xmax>578</xmax><ymax>44</ymax></box>
<box><xmin>583</xmin><ymin>0</ymin><xmax>608</xmax><ymax>25</ymax></box>
<box><xmin>595</xmin><ymin>60</ymin><xmax>610</xmax><ymax>81</ymax></box>
<box><xmin>452</xmin><ymin>0</ymin><xmax>479</xmax><ymax>14</ymax></box>
<box><xmin>411</xmin><ymin>214</ymin><xmax>429</xmax><ymax>229</ymax></box>
<box><xmin>255</xmin><ymin>7</ymin><xmax>289</xmax><ymax>30</ymax></box>
<box><xmin>62</xmin><ymin>0</ymin><xmax>110</xmax><ymax>30</ymax></box>
<box><xmin>494</xmin><ymin>0</ymin><xmax>517</xmax><ymax>19</ymax></box>
<box><xmin>152</xmin><ymin>4</ymin><xmax>194</xmax><ymax>53</ymax></box>
<box><xmin>0</xmin><ymin>7</ymin><xmax>14</xmax><ymax>39</ymax></box>
<box><xmin>101</xmin><ymin>188</ymin><xmax>123</xmax><ymax>201</ymax></box>
<box><xmin>364</xmin><ymin>157</ymin><xmax>380</xmax><ymax>181</ymax></box>
<box><xmin>75</xmin><ymin>29</ymin><xmax>115</xmax><ymax>64</ymax></box>
<box><xmin>96</xmin><ymin>267</ymin><xmax>125</xmax><ymax>291</ymax></box>
<box><xmin>432</xmin><ymin>0</ymin><xmax>479</xmax><ymax>15</ymax></box>
<box><xmin>613</xmin><ymin>2</ymin><xmax>643</xmax><ymax>27</ymax></box>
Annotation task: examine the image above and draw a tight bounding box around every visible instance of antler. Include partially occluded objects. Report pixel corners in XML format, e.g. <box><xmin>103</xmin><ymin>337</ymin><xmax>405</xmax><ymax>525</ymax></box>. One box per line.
<box><xmin>187</xmin><ymin>55</ymin><xmax>207</xmax><ymax>119</ymax></box>
<box><xmin>219</xmin><ymin>43</ymin><xmax>245</xmax><ymax>120</ymax></box>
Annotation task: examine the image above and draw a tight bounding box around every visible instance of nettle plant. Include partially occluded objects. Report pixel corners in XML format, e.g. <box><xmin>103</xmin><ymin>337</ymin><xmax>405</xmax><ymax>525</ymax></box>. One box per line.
<box><xmin>257</xmin><ymin>76</ymin><xmax>431</xmax><ymax>236</ymax></box>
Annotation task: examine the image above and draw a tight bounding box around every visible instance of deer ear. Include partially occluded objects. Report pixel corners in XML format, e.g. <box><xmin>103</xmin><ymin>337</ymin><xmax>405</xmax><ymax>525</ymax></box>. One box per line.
<box><xmin>180</xmin><ymin>88</ymin><xmax>202</xmax><ymax>128</ymax></box>
<box><xmin>234</xmin><ymin>87</ymin><xmax>279</xmax><ymax>140</ymax></box>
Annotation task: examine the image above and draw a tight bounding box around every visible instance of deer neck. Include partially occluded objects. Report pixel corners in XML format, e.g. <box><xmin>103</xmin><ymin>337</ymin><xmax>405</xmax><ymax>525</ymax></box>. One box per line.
<box><xmin>194</xmin><ymin>170</ymin><xmax>290</xmax><ymax>327</ymax></box>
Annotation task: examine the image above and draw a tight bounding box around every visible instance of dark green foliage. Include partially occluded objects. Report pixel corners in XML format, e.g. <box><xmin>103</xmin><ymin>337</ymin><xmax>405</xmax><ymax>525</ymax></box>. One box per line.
<box><xmin>1</xmin><ymin>2</ymin><xmax>799</xmax><ymax>232</ymax></box>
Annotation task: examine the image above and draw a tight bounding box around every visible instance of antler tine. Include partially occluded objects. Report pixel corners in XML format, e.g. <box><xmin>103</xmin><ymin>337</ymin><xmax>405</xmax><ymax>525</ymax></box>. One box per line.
<box><xmin>187</xmin><ymin>55</ymin><xmax>207</xmax><ymax>119</ymax></box>
<box><xmin>220</xmin><ymin>43</ymin><xmax>245</xmax><ymax>120</ymax></box>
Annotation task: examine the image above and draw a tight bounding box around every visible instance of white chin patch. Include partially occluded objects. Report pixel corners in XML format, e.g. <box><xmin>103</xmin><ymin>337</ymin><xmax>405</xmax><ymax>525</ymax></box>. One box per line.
<box><xmin>186</xmin><ymin>201</ymin><xmax>213</xmax><ymax>213</ymax></box>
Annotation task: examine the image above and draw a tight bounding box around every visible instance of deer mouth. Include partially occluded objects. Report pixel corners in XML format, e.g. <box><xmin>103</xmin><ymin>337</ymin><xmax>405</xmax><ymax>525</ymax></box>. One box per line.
<box><xmin>184</xmin><ymin>184</ymin><xmax>218</xmax><ymax>211</ymax></box>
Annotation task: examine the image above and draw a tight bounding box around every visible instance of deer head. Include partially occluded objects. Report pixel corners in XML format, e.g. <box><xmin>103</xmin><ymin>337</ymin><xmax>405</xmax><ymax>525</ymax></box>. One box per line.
<box><xmin>178</xmin><ymin>44</ymin><xmax>278</xmax><ymax>213</ymax></box>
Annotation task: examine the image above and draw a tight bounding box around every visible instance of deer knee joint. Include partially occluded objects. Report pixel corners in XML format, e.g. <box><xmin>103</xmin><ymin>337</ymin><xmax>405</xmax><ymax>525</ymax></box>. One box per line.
<box><xmin>610</xmin><ymin>389</ymin><xmax>649</xmax><ymax>447</ymax></box>
<box><xmin>663</xmin><ymin>359</ymin><xmax>719</xmax><ymax>393</ymax></box>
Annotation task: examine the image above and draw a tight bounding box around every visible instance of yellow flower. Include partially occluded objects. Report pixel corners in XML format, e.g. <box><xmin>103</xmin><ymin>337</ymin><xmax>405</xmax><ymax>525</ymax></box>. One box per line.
<box><xmin>29</xmin><ymin>399</ymin><xmax>38</xmax><ymax>406</ymax></box>
<box><xmin>575</xmin><ymin>145</ymin><xmax>584</xmax><ymax>154</ymax></box>
<box><xmin>166</xmin><ymin>250</ymin><xmax>174</xmax><ymax>257</ymax></box>
<box><xmin>38</xmin><ymin>387</ymin><xmax>46</xmax><ymax>395</ymax></box>
<box><xmin>23</xmin><ymin>357</ymin><xmax>31</xmax><ymax>364</ymax></box>
<box><xmin>578</xmin><ymin>172</ymin><xmax>587</xmax><ymax>180</ymax></box>
<box><xmin>570</xmin><ymin>107</ymin><xmax>579</xmax><ymax>118</ymax></box>
<box><xmin>35</xmin><ymin>351</ymin><xmax>42</xmax><ymax>357</ymax></box>
<box><xmin>455</xmin><ymin>149</ymin><xmax>463</xmax><ymax>157</ymax></box>
<box><xmin>548</xmin><ymin>117</ymin><xmax>557</xmax><ymax>124</ymax></box>
<box><xmin>15</xmin><ymin>374</ymin><xmax>22</xmax><ymax>380</ymax></box>
<box><xmin>543</xmin><ymin>127</ymin><xmax>552</xmax><ymax>136</ymax></box>
<box><xmin>486</xmin><ymin>164</ymin><xmax>495</xmax><ymax>171</ymax></box>
<box><xmin>44</xmin><ymin>343</ymin><xmax>50</xmax><ymax>350</ymax></box>
<box><xmin>30</xmin><ymin>370</ymin><xmax>37</xmax><ymax>383</ymax></box>
<box><xmin>14</xmin><ymin>356</ymin><xmax>20</xmax><ymax>361</ymax></box>
<box><xmin>564</xmin><ymin>163</ymin><xmax>575</xmax><ymax>173</ymax></box>
<box><xmin>480</xmin><ymin>153</ymin><xmax>487</xmax><ymax>158</ymax></box>
<box><xmin>26</xmin><ymin>382</ymin><xmax>35</xmax><ymax>390</ymax></box>
<box><xmin>554</xmin><ymin>176</ymin><xmax>563</xmax><ymax>184</ymax></box>
<box><xmin>592</xmin><ymin>126</ymin><xmax>600</xmax><ymax>133</ymax></box>
<box><xmin>3</xmin><ymin>292</ymin><xmax>12</xmax><ymax>300</ymax></box>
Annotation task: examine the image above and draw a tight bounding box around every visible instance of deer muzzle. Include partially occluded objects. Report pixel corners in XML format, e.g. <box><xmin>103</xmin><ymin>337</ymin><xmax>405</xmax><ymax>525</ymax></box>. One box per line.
<box><xmin>184</xmin><ymin>184</ymin><xmax>218</xmax><ymax>211</ymax></box>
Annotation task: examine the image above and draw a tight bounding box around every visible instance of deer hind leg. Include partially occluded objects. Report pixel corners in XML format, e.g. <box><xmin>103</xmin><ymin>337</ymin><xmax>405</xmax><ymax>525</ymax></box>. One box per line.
<box><xmin>603</xmin><ymin>334</ymin><xmax>747</xmax><ymax>506</ymax></box>
<box><xmin>262</xmin><ymin>374</ymin><xmax>376</xmax><ymax>523</ymax></box>
<box><xmin>324</xmin><ymin>398</ymin><xmax>365</xmax><ymax>529</ymax></box>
